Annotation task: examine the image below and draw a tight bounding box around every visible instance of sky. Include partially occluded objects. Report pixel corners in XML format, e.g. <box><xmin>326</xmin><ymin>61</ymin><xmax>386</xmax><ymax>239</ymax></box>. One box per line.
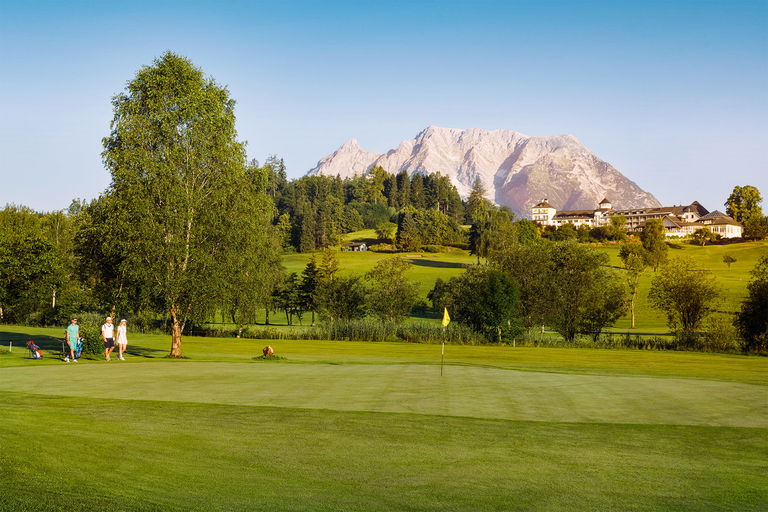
<box><xmin>1</xmin><ymin>0</ymin><xmax>766</xmax><ymax>213</ymax></box>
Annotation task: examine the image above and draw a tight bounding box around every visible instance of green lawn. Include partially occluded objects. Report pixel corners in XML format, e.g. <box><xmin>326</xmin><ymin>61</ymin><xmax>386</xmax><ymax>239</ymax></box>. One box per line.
<box><xmin>0</xmin><ymin>326</ymin><xmax>766</xmax><ymax>510</ymax></box>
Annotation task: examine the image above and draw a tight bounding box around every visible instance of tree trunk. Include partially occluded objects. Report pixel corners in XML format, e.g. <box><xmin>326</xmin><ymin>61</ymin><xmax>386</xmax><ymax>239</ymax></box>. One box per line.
<box><xmin>311</xmin><ymin>310</ymin><xmax>315</xmax><ymax>327</ymax></box>
<box><xmin>169</xmin><ymin>305</ymin><xmax>184</xmax><ymax>358</ymax></box>
<box><xmin>265</xmin><ymin>308</ymin><xmax>270</xmax><ymax>325</ymax></box>
<box><xmin>51</xmin><ymin>288</ymin><xmax>57</xmax><ymax>310</ymax></box>
<box><xmin>630</xmin><ymin>296</ymin><xmax>636</xmax><ymax>329</ymax></box>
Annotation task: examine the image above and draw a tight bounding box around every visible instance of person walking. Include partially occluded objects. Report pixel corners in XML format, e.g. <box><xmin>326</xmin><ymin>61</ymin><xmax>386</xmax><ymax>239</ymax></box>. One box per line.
<box><xmin>116</xmin><ymin>319</ymin><xmax>128</xmax><ymax>361</ymax></box>
<box><xmin>101</xmin><ymin>316</ymin><xmax>116</xmax><ymax>361</ymax></box>
<box><xmin>64</xmin><ymin>317</ymin><xmax>79</xmax><ymax>362</ymax></box>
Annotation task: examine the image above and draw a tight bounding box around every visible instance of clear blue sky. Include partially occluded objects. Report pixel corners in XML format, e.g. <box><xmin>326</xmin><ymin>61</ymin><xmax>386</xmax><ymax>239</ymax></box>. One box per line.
<box><xmin>1</xmin><ymin>0</ymin><xmax>766</xmax><ymax>212</ymax></box>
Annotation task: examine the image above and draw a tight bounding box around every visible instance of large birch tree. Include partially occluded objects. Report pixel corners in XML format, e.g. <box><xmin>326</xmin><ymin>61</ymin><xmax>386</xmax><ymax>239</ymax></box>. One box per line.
<box><xmin>101</xmin><ymin>52</ymin><xmax>278</xmax><ymax>357</ymax></box>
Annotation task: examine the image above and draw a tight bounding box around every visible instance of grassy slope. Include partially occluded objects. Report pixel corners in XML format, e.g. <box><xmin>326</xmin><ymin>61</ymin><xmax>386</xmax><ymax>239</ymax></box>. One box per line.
<box><xmin>0</xmin><ymin>327</ymin><xmax>766</xmax><ymax>510</ymax></box>
<box><xmin>600</xmin><ymin>241</ymin><xmax>768</xmax><ymax>331</ymax></box>
<box><xmin>283</xmin><ymin>234</ymin><xmax>768</xmax><ymax>332</ymax></box>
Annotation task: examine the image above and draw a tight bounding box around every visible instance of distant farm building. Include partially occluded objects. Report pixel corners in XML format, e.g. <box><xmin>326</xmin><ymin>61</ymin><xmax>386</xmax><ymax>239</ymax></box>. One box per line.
<box><xmin>531</xmin><ymin>199</ymin><xmax>743</xmax><ymax>238</ymax></box>
<box><xmin>341</xmin><ymin>242</ymin><xmax>367</xmax><ymax>252</ymax></box>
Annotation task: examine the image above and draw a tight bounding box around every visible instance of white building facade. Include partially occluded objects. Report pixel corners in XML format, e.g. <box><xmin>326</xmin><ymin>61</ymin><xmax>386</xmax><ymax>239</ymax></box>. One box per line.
<box><xmin>531</xmin><ymin>199</ymin><xmax>743</xmax><ymax>238</ymax></box>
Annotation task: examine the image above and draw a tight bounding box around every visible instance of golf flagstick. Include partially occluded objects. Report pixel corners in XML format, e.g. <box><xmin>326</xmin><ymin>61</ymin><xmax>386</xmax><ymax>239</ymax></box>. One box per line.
<box><xmin>441</xmin><ymin>308</ymin><xmax>450</xmax><ymax>376</ymax></box>
<box><xmin>441</xmin><ymin>341</ymin><xmax>444</xmax><ymax>376</ymax></box>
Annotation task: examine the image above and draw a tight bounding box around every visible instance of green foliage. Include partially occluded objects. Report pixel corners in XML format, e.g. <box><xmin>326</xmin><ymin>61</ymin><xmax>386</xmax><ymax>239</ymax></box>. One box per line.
<box><xmin>722</xmin><ymin>253</ymin><xmax>736</xmax><ymax>269</ymax></box>
<box><xmin>311</xmin><ymin>318</ymin><xmax>482</xmax><ymax>344</ymax></box>
<box><xmin>514</xmin><ymin>219</ymin><xmax>540</xmax><ymax>244</ymax></box>
<box><xmin>317</xmin><ymin>248</ymin><xmax>340</xmax><ymax>279</ymax></box>
<box><xmin>430</xmin><ymin>266</ymin><xmax>523</xmax><ymax>342</ymax></box>
<box><xmin>273</xmin><ymin>273</ymin><xmax>304</xmax><ymax>325</ymax></box>
<box><xmin>100</xmin><ymin>52</ymin><xmax>279</xmax><ymax>356</ymax></box>
<box><xmin>649</xmin><ymin>257</ymin><xmax>721</xmax><ymax>345</ymax></box>
<box><xmin>578</xmin><ymin>224</ymin><xmax>592</xmax><ymax>242</ymax></box>
<box><xmin>640</xmin><ymin>219</ymin><xmax>668</xmax><ymax>269</ymax></box>
<box><xmin>275</xmin><ymin>170</ymin><xmax>464</xmax><ymax>252</ymax></box>
<box><xmin>314</xmin><ymin>275</ymin><xmax>367</xmax><ymax>322</ymax></box>
<box><xmin>691</xmin><ymin>227</ymin><xmax>716</xmax><ymax>246</ymax></box>
<box><xmin>252</xmin><ymin>354</ymin><xmax>287</xmax><ymax>361</ymax></box>
<box><xmin>541</xmin><ymin>242</ymin><xmax>627</xmax><ymax>342</ymax></box>
<box><xmin>299</xmin><ymin>259</ymin><xmax>320</xmax><ymax>324</ymax></box>
<box><xmin>365</xmin><ymin>257</ymin><xmax>419</xmax><ymax>323</ymax></box>
<box><xmin>465</xmin><ymin>177</ymin><xmax>491</xmax><ymax>223</ymax></box>
<box><xmin>491</xmin><ymin>241</ymin><xmax>627</xmax><ymax>341</ymax></box>
<box><xmin>396</xmin><ymin>208</ymin><xmax>464</xmax><ymax>250</ymax></box>
<box><xmin>578</xmin><ymin>277</ymin><xmax>628</xmax><ymax>342</ymax></box>
<box><xmin>77</xmin><ymin>319</ymin><xmax>104</xmax><ymax>356</ymax></box>
<box><xmin>618</xmin><ymin>242</ymin><xmax>647</xmax><ymax>328</ymax></box>
<box><xmin>374</xmin><ymin>222</ymin><xmax>397</xmax><ymax>242</ymax></box>
<box><xmin>0</xmin><ymin>229</ymin><xmax>59</xmax><ymax>323</ymax></box>
<box><xmin>743</xmin><ymin>214</ymin><xmax>768</xmax><ymax>240</ymax></box>
<box><xmin>606</xmin><ymin>215</ymin><xmax>628</xmax><ymax>241</ymax></box>
<box><xmin>735</xmin><ymin>255</ymin><xmax>768</xmax><ymax>352</ymax></box>
<box><xmin>468</xmin><ymin>208</ymin><xmax>517</xmax><ymax>263</ymax></box>
<box><xmin>350</xmin><ymin>201</ymin><xmax>395</xmax><ymax>230</ymax></box>
<box><xmin>490</xmin><ymin>241</ymin><xmax>554</xmax><ymax>328</ymax></box>
<box><xmin>725</xmin><ymin>185</ymin><xmax>763</xmax><ymax>224</ymax></box>
<box><xmin>550</xmin><ymin>222</ymin><xmax>578</xmax><ymax>241</ymax></box>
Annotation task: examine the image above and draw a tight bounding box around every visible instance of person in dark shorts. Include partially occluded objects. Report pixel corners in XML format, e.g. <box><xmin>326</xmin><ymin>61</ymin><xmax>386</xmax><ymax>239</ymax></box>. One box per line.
<box><xmin>101</xmin><ymin>316</ymin><xmax>116</xmax><ymax>361</ymax></box>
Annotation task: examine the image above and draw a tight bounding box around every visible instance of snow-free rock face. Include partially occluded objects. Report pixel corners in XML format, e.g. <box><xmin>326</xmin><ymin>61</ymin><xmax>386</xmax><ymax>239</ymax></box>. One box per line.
<box><xmin>307</xmin><ymin>126</ymin><xmax>660</xmax><ymax>215</ymax></box>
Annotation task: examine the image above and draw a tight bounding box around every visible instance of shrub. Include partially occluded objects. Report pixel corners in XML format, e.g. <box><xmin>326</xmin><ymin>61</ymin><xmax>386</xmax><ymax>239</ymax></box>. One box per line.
<box><xmin>701</xmin><ymin>314</ymin><xmax>742</xmax><ymax>352</ymax></box>
<box><xmin>77</xmin><ymin>319</ymin><xmax>104</xmax><ymax>356</ymax></box>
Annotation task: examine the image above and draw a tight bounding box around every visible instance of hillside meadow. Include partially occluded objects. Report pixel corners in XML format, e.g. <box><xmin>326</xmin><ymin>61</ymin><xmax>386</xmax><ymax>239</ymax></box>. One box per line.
<box><xmin>0</xmin><ymin>326</ymin><xmax>766</xmax><ymax>511</ymax></box>
<box><xmin>281</xmin><ymin>232</ymin><xmax>767</xmax><ymax>333</ymax></box>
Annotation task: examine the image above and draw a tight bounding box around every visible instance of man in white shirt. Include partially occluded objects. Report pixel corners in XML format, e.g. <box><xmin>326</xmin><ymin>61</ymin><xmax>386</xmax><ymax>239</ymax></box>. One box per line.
<box><xmin>101</xmin><ymin>316</ymin><xmax>115</xmax><ymax>361</ymax></box>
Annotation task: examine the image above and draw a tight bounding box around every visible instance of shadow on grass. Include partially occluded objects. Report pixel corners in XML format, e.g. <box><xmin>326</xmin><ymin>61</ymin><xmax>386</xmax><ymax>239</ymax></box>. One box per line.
<box><xmin>0</xmin><ymin>331</ymin><xmax>64</xmax><ymax>351</ymax></box>
<box><xmin>126</xmin><ymin>346</ymin><xmax>166</xmax><ymax>358</ymax></box>
<box><xmin>408</xmin><ymin>259</ymin><xmax>467</xmax><ymax>269</ymax></box>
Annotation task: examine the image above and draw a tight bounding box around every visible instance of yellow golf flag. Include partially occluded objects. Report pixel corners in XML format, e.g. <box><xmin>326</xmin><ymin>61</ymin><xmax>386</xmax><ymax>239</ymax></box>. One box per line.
<box><xmin>442</xmin><ymin>308</ymin><xmax>451</xmax><ymax>327</ymax></box>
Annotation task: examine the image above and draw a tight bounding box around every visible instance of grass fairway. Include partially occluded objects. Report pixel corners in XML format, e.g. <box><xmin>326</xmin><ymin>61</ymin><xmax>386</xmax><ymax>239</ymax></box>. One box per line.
<box><xmin>1</xmin><ymin>326</ymin><xmax>766</xmax><ymax>511</ymax></box>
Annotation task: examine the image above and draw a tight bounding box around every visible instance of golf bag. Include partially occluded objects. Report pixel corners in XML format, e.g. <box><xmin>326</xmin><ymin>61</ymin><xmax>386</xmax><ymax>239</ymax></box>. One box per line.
<box><xmin>62</xmin><ymin>337</ymin><xmax>84</xmax><ymax>360</ymax></box>
<box><xmin>26</xmin><ymin>340</ymin><xmax>43</xmax><ymax>359</ymax></box>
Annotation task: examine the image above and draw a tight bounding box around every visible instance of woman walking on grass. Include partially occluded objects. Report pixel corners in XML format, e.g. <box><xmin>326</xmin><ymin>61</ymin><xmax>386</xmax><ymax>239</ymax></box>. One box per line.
<box><xmin>116</xmin><ymin>319</ymin><xmax>128</xmax><ymax>361</ymax></box>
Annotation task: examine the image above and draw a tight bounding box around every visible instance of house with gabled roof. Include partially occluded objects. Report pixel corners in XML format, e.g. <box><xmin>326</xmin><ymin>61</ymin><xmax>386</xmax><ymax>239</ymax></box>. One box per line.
<box><xmin>531</xmin><ymin>199</ymin><xmax>743</xmax><ymax>238</ymax></box>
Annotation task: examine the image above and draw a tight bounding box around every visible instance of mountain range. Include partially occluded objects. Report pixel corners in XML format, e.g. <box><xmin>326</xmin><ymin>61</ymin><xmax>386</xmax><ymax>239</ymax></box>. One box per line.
<box><xmin>307</xmin><ymin>126</ymin><xmax>661</xmax><ymax>215</ymax></box>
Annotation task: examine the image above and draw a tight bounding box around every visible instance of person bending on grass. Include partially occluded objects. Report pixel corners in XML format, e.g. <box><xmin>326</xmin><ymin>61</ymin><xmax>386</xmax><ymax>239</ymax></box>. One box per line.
<box><xmin>116</xmin><ymin>319</ymin><xmax>128</xmax><ymax>361</ymax></box>
<box><xmin>64</xmin><ymin>317</ymin><xmax>79</xmax><ymax>362</ymax></box>
<box><xmin>101</xmin><ymin>316</ymin><xmax>116</xmax><ymax>361</ymax></box>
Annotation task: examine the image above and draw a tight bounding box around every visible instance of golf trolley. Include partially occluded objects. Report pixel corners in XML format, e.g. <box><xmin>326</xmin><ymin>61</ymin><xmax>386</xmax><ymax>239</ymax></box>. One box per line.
<box><xmin>62</xmin><ymin>337</ymin><xmax>84</xmax><ymax>362</ymax></box>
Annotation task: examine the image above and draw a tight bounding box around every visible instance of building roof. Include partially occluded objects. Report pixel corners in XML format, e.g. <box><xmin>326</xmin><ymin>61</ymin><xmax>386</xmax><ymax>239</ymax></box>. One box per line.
<box><xmin>700</xmin><ymin>215</ymin><xmax>741</xmax><ymax>226</ymax></box>
<box><xmin>700</xmin><ymin>210</ymin><xmax>727</xmax><ymax>219</ymax></box>
<box><xmin>682</xmin><ymin>201</ymin><xmax>709</xmax><ymax>216</ymax></box>
<box><xmin>533</xmin><ymin>200</ymin><xmax>554</xmax><ymax>209</ymax></box>
<box><xmin>553</xmin><ymin>210</ymin><xmax>595</xmax><ymax>219</ymax></box>
<box><xmin>599</xmin><ymin>198</ymin><xmax>611</xmax><ymax>205</ymax></box>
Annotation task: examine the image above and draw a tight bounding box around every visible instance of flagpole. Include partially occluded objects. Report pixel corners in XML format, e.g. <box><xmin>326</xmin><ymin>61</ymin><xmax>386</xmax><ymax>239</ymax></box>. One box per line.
<box><xmin>440</xmin><ymin>307</ymin><xmax>450</xmax><ymax>377</ymax></box>
<box><xmin>440</xmin><ymin>339</ymin><xmax>444</xmax><ymax>376</ymax></box>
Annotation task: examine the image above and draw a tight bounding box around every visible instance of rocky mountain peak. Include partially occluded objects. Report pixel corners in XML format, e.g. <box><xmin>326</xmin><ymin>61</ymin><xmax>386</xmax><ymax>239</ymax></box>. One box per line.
<box><xmin>307</xmin><ymin>126</ymin><xmax>660</xmax><ymax>215</ymax></box>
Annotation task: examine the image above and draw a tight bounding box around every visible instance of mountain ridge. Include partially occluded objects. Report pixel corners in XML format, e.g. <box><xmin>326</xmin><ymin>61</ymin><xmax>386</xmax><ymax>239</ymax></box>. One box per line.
<box><xmin>307</xmin><ymin>126</ymin><xmax>660</xmax><ymax>214</ymax></box>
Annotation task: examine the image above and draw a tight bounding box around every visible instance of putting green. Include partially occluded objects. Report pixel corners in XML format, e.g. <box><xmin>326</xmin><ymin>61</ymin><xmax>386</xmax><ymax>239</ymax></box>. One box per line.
<box><xmin>1</xmin><ymin>362</ymin><xmax>764</xmax><ymax>427</ymax></box>
<box><xmin>1</xmin><ymin>328</ymin><xmax>767</xmax><ymax>510</ymax></box>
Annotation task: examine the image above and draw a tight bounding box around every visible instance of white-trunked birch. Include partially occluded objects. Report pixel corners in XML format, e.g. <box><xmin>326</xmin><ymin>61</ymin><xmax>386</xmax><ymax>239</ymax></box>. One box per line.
<box><xmin>100</xmin><ymin>52</ymin><xmax>280</xmax><ymax>357</ymax></box>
